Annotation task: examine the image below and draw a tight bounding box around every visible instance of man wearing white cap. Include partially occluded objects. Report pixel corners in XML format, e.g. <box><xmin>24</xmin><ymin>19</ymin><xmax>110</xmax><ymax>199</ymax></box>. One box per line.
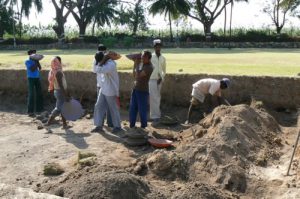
<box><xmin>149</xmin><ymin>39</ymin><xmax>166</xmax><ymax>122</ymax></box>
<box><xmin>186</xmin><ymin>78</ymin><xmax>231</xmax><ymax>124</ymax></box>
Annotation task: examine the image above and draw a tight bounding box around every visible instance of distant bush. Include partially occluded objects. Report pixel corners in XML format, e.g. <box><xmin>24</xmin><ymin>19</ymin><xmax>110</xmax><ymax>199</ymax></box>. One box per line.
<box><xmin>101</xmin><ymin>36</ymin><xmax>118</xmax><ymax>48</ymax></box>
<box><xmin>123</xmin><ymin>36</ymin><xmax>134</xmax><ymax>48</ymax></box>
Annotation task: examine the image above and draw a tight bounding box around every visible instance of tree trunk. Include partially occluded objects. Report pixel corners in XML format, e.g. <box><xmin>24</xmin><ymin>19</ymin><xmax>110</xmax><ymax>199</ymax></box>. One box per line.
<box><xmin>276</xmin><ymin>26</ymin><xmax>282</xmax><ymax>35</ymax></box>
<box><xmin>168</xmin><ymin>12</ymin><xmax>173</xmax><ymax>42</ymax></box>
<box><xmin>92</xmin><ymin>20</ymin><xmax>96</xmax><ymax>36</ymax></box>
<box><xmin>224</xmin><ymin>5</ymin><xmax>227</xmax><ymax>36</ymax></box>
<box><xmin>79</xmin><ymin>23</ymin><xmax>87</xmax><ymax>38</ymax></box>
<box><xmin>53</xmin><ymin>16</ymin><xmax>66</xmax><ymax>40</ymax></box>
<box><xmin>203</xmin><ymin>22</ymin><xmax>212</xmax><ymax>35</ymax></box>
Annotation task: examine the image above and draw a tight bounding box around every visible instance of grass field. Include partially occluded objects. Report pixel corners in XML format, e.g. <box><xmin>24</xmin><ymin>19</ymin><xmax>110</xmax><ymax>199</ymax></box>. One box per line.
<box><xmin>0</xmin><ymin>48</ymin><xmax>300</xmax><ymax>76</ymax></box>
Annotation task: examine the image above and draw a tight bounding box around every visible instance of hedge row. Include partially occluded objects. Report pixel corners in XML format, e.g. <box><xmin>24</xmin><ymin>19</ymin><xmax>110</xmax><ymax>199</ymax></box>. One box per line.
<box><xmin>1</xmin><ymin>32</ymin><xmax>300</xmax><ymax>46</ymax></box>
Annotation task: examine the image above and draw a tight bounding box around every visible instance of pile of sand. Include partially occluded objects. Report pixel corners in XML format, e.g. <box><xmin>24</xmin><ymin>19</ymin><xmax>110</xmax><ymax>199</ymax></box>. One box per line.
<box><xmin>176</xmin><ymin>104</ymin><xmax>282</xmax><ymax>193</ymax></box>
<box><xmin>41</xmin><ymin>170</ymin><xmax>157</xmax><ymax>199</ymax></box>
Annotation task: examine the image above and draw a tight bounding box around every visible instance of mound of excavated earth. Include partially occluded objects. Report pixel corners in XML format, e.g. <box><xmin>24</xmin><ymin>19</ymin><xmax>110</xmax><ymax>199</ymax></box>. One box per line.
<box><xmin>176</xmin><ymin>104</ymin><xmax>282</xmax><ymax>193</ymax></box>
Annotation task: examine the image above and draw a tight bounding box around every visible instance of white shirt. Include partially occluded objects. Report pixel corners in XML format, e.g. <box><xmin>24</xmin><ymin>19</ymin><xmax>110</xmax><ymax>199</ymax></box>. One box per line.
<box><xmin>93</xmin><ymin>59</ymin><xmax>119</xmax><ymax>96</ymax></box>
<box><xmin>150</xmin><ymin>53</ymin><xmax>166</xmax><ymax>80</ymax></box>
<box><xmin>93</xmin><ymin>59</ymin><xmax>104</xmax><ymax>87</ymax></box>
<box><xmin>192</xmin><ymin>78</ymin><xmax>221</xmax><ymax>96</ymax></box>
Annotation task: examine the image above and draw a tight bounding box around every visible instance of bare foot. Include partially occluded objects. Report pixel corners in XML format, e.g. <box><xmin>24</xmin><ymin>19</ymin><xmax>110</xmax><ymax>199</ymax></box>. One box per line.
<box><xmin>62</xmin><ymin>124</ymin><xmax>72</xmax><ymax>129</ymax></box>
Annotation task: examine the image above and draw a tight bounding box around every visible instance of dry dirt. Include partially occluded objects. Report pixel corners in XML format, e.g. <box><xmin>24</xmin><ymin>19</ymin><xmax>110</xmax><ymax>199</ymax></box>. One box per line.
<box><xmin>1</xmin><ymin>95</ymin><xmax>300</xmax><ymax>199</ymax></box>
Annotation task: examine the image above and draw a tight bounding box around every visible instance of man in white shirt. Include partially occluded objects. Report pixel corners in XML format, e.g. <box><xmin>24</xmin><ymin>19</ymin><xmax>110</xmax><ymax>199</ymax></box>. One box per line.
<box><xmin>92</xmin><ymin>44</ymin><xmax>113</xmax><ymax>127</ymax></box>
<box><xmin>149</xmin><ymin>39</ymin><xmax>166</xmax><ymax>122</ymax></box>
<box><xmin>91</xmin><ymin>52</ymin><xmax>121</xmax><ymax>133</ymax></box>
<box><xmin>186</xmin><ymin>78</ymin><xmax>231</xmax><ymax>124</ymax></box>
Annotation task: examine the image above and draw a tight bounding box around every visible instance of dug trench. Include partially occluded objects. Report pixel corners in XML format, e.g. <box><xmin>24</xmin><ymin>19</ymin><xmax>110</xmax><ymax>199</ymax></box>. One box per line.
<box><xmin>0</xmin><ymin>92</ymin><xmax>300</xmax><ymax>199</ymax></box>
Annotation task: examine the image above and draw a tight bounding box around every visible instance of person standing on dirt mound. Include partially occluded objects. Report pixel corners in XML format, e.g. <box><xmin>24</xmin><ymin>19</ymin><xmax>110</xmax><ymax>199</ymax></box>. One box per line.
<box><xmin>46</xmin><ymin>56</ymin><xmax>71</xmax><ymax>129</ymax></box>
<box><xmin>149</xmin><ymin>39</ymin><xmax>166</xmax><ymax>124</ymax></box>
<box><xmin>129</xmin><ymin>50</ymin><xmax>153</xmax><ymax>128</ymax></box>
<box><xmin>91</xmin><ymin>51</ymin><xmax>122</xmax><ymax>133</ymax></box>
<box><xmin>186</xmin><ymin>78</ymin><xmax>231</xmax><ymax>124</ymax></box>
<box><xmin>93</xmin><ymin>44</ymin><xmax>113</xmax><ymax>128</ymax></box>
<box><xmin>25</xmin><ymin>49</ymin><xmax>44</xmax><ymax>117</ymax></box>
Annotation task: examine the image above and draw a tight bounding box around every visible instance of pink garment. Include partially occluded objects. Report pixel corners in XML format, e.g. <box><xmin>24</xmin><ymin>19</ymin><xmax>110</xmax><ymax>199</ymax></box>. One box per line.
<box><xmin>48</xmin><ymin>57</ymin><xmax>62</xmax><ymax>91</ymax></box>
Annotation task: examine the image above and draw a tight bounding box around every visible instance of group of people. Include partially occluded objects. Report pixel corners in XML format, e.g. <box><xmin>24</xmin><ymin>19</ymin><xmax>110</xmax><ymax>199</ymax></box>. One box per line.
<box><xmin>91</xmin><ymin>39</ymin><xmax>166</xmax><ymax>132</ymax></box>
<box><xmin>25</xmin><ymin>39</ymin><xmax>231</xmax><ymax>131</ymax></box>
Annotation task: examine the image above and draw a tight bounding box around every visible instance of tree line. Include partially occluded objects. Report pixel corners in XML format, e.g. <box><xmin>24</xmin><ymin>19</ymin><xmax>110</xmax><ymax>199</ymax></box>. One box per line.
<box><xmin>1</xmin><ymin>0</ymin><xmax>300</xmax><ymax>42</ymax></box>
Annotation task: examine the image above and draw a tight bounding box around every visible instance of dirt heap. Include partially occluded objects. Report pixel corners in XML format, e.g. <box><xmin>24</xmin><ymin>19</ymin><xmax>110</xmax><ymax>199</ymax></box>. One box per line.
<box><xmin>41</xmin><ymin>170</ymin><xmax>156</xmax><ymax>199</ymax></box>
<box><xmin>177</xmin><ymin>104</ymin><xmax>282</xmax><ymax>193</ymax></box>
<box><xmin>170</xmin><ymin>182</ymin><xmax>237</xmax><ymax>199</ymax></box>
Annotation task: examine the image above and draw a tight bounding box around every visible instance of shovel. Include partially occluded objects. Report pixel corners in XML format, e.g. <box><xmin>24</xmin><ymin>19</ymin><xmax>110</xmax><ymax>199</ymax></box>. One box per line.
<box><xmin>287</xmin><ymin>129</ymin><xmax>300</xmax><ymax>176</ymax></box>
<box><xmin>287</xmin><ymin>109</ymin><xmax>300</xmax><ymax>176</ymax></box>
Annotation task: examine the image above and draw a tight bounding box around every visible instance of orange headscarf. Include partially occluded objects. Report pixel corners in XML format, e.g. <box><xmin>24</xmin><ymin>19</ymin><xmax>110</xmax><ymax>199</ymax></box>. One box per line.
<box><xmin>48</xmin><ymin>57</ymin><xmax>62</xmax><ymax>91</ymax></box>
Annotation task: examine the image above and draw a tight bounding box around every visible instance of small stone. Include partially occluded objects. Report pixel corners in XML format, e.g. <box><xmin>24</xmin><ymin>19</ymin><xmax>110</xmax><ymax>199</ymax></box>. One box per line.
<box><xmin>36</xmin><ymin>183</ymin><xmax>41</xmax><ymax>187</ymax></box>
<box><xmin>274</xmin><ymin>138</ymin><xmax>282</xmax><ymax>145</ymax></box>
<box><xmin>37</xmin><ymin>125</ymin><xmax>44</xmax><ymax>130</ymax></box>
<box><xmin>85</xmin><ymin>114</ymin><xmax>92</xmax><ymax>119</ymax></box>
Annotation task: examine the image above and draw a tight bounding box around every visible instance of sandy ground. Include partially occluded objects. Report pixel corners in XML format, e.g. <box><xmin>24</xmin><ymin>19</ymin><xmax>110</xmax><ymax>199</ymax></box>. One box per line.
<box><xmin>1</xmin><ymin>97</ymin><xmax>300</xmax><ymax>198</ymax></box>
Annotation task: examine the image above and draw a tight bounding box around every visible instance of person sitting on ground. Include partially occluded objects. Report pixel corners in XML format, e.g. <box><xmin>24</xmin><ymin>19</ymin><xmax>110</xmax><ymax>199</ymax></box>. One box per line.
<box><xmin>93</xmin><ymin>44</ymin><xmax>113</xmax><ymax>127</ymax></box>
<box><xmin>129</xmin><ymin>50</ymin><xmax>153</xmax><ymax>129</ymax></box>
<box><xmin>91</xmin><ymin>51</ymin><xmax>122</xmax><ymax>133</ymax></box>
<box><xmin>186</xmin><ymin>78</ymin><xmax>231</xmax><ymax>124</ymax></box>
<box><xmin>25</xmin><ymin>49</ymin><xmax>44</xmax><ymax>116</ymax></box>
<box><xmin>46</xmin><ymin>56</ymin><xmax>71</xmax><ymax>129</ymax></box>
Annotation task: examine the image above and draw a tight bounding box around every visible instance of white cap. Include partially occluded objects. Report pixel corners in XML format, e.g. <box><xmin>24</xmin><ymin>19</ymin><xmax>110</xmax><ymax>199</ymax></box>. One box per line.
<box><xmin>153</xmin><ymin>39</ymin><xmax>162</xmax><ymax>46</ymax></box>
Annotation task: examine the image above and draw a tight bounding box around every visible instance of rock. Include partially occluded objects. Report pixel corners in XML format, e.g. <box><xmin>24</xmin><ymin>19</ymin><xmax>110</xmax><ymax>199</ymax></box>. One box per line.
<box><xmin>78</xmin><ymin>151</ymin><xmax>96</xmax><ymax>161</ymax></box>
<box><xmin>274</xmin><ymin>138</ymin><xmax>282</xmax><ymax>145</ymax></box>
<box><xmin>37</xmin><ymin>125</ymin><xmax>44</xmax><ymax>130</ymax></box>
<box><xmin>43</xmin><ymin>163</ymin><xmax>64</xmax><ymax>176</ymax></box>
<box><xmin>78</xmin><ymin>157</ymin><xmax>96</xmax><ymax>167</ymax></box>
<box><xmin>85</xmin><ymin>114</ymin><xmax>92</xmax><ymax>119</ymax></box>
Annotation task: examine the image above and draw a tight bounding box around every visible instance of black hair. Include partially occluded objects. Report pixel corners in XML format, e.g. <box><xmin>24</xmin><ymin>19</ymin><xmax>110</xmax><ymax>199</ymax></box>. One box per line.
<box><xmin>98</xmin><ymin>45</ymin><xmax>107</xmax><ymax>51</ymax></box>
<box><xmin>27</xmin><ymin>49</ymin><xmax>36</xmax><ymax>55</ymax></box>
<box><xmin>95</xmin><ymin>52</ymin><xmax>104</xmax><ymax>65</ymax></box>
<box><xmin>143</xmin><ymin>50</ymin><xmax>152</xmax><ymax>59</ymax></box>
<box><xmin>220</xmin><ymin>80</ymin><xmax>228</xmax><ymax>89</ymax></box>
<box><xmin>55</xmin><ymin>56</ymin><xmax>62</xmax><ymax>63</ymax></box>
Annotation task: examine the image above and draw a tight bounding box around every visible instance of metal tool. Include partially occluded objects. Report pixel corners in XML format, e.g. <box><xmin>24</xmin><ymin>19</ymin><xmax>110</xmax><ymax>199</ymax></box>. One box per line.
<box><xmin>287</xmin><ymin>111</ymin><xmax>300</xmax><ymax>176</ymax></box>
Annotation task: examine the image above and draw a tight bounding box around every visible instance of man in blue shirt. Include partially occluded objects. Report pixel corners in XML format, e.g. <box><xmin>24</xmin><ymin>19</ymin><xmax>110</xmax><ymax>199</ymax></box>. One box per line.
<box><xmin>25</xmin><ymin>49</ymin><xmax>44</xmax><ymax>116</ymax></box>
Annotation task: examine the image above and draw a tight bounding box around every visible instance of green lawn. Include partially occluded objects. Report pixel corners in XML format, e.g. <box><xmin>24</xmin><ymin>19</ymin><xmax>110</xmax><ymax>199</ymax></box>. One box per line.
<box><xmin>0</xmin><ymin>48</ymin><xmax>300</xmax><ymax>76</ymax></box>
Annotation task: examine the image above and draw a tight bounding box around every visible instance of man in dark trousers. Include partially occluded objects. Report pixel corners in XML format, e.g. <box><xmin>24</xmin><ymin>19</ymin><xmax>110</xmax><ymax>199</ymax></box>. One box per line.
<box><xmin>25</xmin><ymin>49</ymin><xmax>44</xmax><ymax>116</ymax></box>
<box><xmin>129</xmin><ymin>50</ymin><xmax>153</xmax><ymax>128</ymax></box>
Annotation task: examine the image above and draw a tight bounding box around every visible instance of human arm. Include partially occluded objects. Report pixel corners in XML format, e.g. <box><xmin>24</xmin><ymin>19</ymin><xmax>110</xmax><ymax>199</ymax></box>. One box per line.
<box><xmin>158</xmin><ymin>57</ymin><xmax>166</xmax><ymax>85</ymax></box>
<box><xmin>26</xmin><ymin>60</ymin><xmax>38</xmax><ymax>72</ymax></box>
<box><xmin>92</xmin><ymin>60</ymin><xmax>97</xmax><ymax>73</ymax></box>
<box><xmin>56</xmin><ymin>71</ymin><xmax>70</xmax><ymax>101</ymax></box>
<box><xmin>94</xmin><ymin>59</ymin><xmax>116</xmax><ymax>74</ymax></box>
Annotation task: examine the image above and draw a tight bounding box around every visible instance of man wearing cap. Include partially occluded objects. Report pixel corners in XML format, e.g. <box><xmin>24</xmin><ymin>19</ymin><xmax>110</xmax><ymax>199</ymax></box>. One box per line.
<box><xmin>186</xmin><ymin>78</ymin><xmax>231</xmax><ymax>124</ymax></box>
<box><xmin>149</xmin><ymin>39</ymin><xmax>166</xmax><ymax>122</ymax></box>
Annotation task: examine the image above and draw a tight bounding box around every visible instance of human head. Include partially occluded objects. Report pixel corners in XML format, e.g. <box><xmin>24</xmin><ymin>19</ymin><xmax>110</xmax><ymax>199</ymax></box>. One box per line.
<box><xmin>55</xmin><ymin>56</ymin><xmax>61</xmax><ymax>63</ymax></box>
<box><xmin>220</xmin><ymin>78</ymin><xmax>230</xmax><ymax>89</ymax></box>
<box><xmin>27</xmin><ymin>49</ymin><xmax>36</xmax><ymax>55</ymax></box>
<box><xmin>153</xmin><ymin>39</ymin><xmax>162</xmax><ymax>54</ymax></box>
<box><xmin>98</xmin><ymin>44</ymin><xmax>107</xmax><ymax>52</ymax></box>
<box><xmin>142</xmin><ymin>50</ymin><xmax>152</xmax><ymax>64</ymax></box>
<box><xmin>95</xmin><ymin>52</ymin><xmax>104</xmax><ymax>64</ymax></box>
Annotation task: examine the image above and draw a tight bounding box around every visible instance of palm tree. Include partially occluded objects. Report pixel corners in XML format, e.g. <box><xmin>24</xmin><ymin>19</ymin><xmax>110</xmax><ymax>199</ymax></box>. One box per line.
<box><xmin>149</xmin><ymin>0</ymin><xmax>190</xmax><ymax>42</ymax></box>
<box><xmin>228</xmin><ymin>0</ymin><xmax>248</xmax><ymax>47</ymax></box>
<box><xmin>66</xmin><ymin>0</ymin><xmax>118</xmax><ymax>37</ymax></box>
<box><xmin>8</xmin><ymin>0</ymin><xmax>43</xmax><ymax>37</ymax></box>
<box><xmin>223</xmin><ymin>0</ymin><xmax>248</xmax><ymax>36</ymax></box>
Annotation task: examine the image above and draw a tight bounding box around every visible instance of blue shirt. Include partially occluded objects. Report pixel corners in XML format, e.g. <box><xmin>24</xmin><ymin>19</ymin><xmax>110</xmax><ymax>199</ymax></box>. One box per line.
<box><xmin>25</xmin><ymin>59</ymin><xmax>40</xmax><ymax>78</ymax></box>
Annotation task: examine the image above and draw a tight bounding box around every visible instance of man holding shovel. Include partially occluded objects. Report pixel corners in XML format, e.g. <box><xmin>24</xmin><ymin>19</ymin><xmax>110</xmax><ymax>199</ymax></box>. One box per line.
<box><xmin>186</xmin><ymin>78</ymin><xmax>231</xmax><ymax>124</ymax></box>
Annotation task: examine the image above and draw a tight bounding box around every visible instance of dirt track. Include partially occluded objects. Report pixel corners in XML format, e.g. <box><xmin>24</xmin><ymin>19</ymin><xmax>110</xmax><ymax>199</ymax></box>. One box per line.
<box><xmin>1</xmin><ymin>97</ymin><xmax>300</xmax><ymax>198</ymax></box>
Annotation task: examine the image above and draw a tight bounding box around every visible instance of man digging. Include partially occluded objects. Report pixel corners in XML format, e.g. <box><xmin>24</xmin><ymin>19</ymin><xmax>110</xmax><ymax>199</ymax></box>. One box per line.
<box><xmin>186</xmin><ymin>78</ymin><xmax>231</xmax><ymax>124</ymax></box>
